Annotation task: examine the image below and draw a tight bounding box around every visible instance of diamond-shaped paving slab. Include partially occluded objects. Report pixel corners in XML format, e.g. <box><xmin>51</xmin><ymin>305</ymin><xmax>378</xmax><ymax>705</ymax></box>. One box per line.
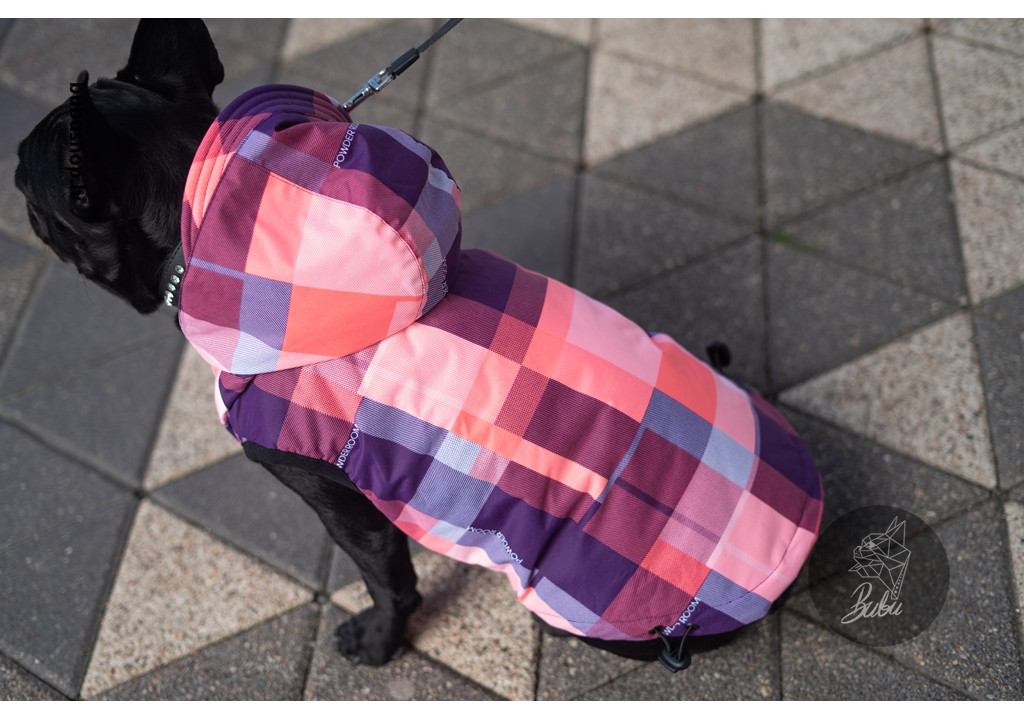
<box><xmin>0</xmin><ymin>85</ymin><xmax>50</xmax><ymax>244</ymax></box>
<box><xmin>80</xmin><ymin>501</ymin><xmax>310</xmax><ymax>698</ymax></box>
<box><xmin>94</xmin><ymin>605</ymin><xmax>319</xmax><ymax>700</ymax></box>
<box><xmin>581</xmin><ymin>617</ymin><xmax>780</xmax><ymax>700</ymax></box>
<box><xmin>537</xmin><ymin>634</ymin><xmax>646</xmax><ymax>701</ymax></box>
<box><xmin>762</xmin><ymin>103</ymin><xmax>936</xmax><ymax>225</ymax></box>
<box><xmin>154</xmin><ymin>455</ymin><xmax>331</xmax><ymax>588</ymax></box>
<box><xmin>779</xmin><ymin>612</ymin><xmax>966</xmax><ymax>700</ymax></box>
<box><xmin>767</xmin><ymin>242</ymin><xmax>954</xmax><ymax>388</ymax></box>
<box><xmin>774</xmin><ymin>38</ymin><xmax>942</xmax><ymax>152</ymax></box>
<box><xmin>783</xmin><ymin>410</ymin><xmax>988</xmax><ymax>528</ymax></box>
<box><xmin>596</xmin><ymin>105</ymin><xmax>758</xmax><ymax>223</ymax></box>
<box><xmin>305</xmin><ymin>604</ymin><xmax>498</xmax><ymax>700</ymax></box>
<box><xmin>143</xmin><ymin>345</ymin><xmax>241</xmax><ymax>490</ymax></box>
<box><xmin>1</xmin><ymin>333</ymin><xmax>183</xmax><ymax>484</ymax></box>
<box><xmin>0</xmin><ymin>496</ymin><xmax>135</xmax><ymax>697</ymax></box>
<box><xmin>782</xmin><ymin>313</ymin><xmax>996</xmax><ymax>487</ymax></box>
<box><xmin>936</xmin><ymin>18</ymin><xmax>1024</xmax><ymax>55</ymax></box>
<box><xmin>426</xmin><ymin>19</ymin><xmax>582</xmax><ymax>106</ymax></box>
<box><xmin>597</xmin><ymin>19</ymin><xmax>756</xmax><ymax>91</ymax></box>
<box><xmin>575</xmin><ymin>174</ymin><xmax>750</xmax><ymax>297</ymax></box>
<box><xmin>933</xmin><ymin>35</ymin><xmax>1024</xmax><ymax>149</ymax></box>
<box><xmin>777</xmin><ymin>161</ymin><xmax>965</xmax><ymax>302</ymax></box>
<box><xmin>461</xmin><ymin>175</ymin><xmax>574</xmax><ymax>283</ymax></box>
<box><xmin>281</xmin><ymin>18</ymin><xmax>393</xmax><ymax>62</ymax></box>
<box><xmin>0</xmin><ymin>262</ymin><xmax>173</xmax><ymax>398</ymax></box>
<box><xmin>0</xmin><ymin>655</ymin><xmax>67</xmax><ymax>701</ymax></box>
<box><xmin>761</xmin><ymin>19</ymin><xmax>921</xmax><ymax>91</ymax></box>
<box><xmin>958</xmin><ymin>122</ymin><xmax>1024</xmax><ymax>178</ymax></box>
<box><xmin>0</xmin><ymin>18</ymin><xmax>136</xmax><ymax>106</ymax></box>
<box><xmin>332</xmin><ymin>551</ymin><xmax>538</xmax><ymax>700</ymax></box>
<box><xmin>1006</xmin><ymin>502</ymin><xmax>1024</xmax><ymax>647</ymax></box>
<box><xmin>505</xmin><ymin>18</ymin><xmax>592</xmax><ymax>45</ymax></box>
<box><xmin>431</xmin><ymin>51</ymin><xmax>586</xmax><ymax>163</ymax></box>
<box><xmin>0</xmin><ymin>233</ymin><xmax>43</xmax><ymax>361</ymax></box>
<box><xmin>949</xmin><ymin>160</ymin><xmax>1024</xmax><ymax>303</ymax></box>
<box><xmin>420</xmin><ymin>119</ymin><xmax>575</xmax><ymax>214</ymax></box>
<box><xmin>883</xmin><ymin>503</ymin><xmax>1024</xmax><ymax>699</ymax></box>
<box><xmin>584</xmin><ymin>49</ymin><xmax>748</xmax><ymax>165</ymax></box>
<box><xmin>974</xmin><ymin>285</ymin><xmax>1024</xmax><ymax>488</ymax></box>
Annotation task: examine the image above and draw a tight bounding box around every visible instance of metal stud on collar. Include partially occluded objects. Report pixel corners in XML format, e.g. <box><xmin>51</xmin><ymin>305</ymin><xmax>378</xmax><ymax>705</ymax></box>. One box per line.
<box><xmin>160</xmin><ymin>243</ymin><xmax>187</xmax><ymax>309</ymax></box>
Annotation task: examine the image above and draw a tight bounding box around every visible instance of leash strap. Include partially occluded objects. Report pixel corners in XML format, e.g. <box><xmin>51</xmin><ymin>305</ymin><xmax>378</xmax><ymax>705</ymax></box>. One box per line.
<box><xmin>343</xmin><ymin>19</ymin><xmax>462</xmax><ymax>111</ymax></box>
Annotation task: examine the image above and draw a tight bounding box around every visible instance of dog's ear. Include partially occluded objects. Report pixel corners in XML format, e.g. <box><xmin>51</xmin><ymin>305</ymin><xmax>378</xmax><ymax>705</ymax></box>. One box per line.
<box><xmin>115</xmin><ymin>19</ymin><xmax>224</xmax><ymax>99</ymax></box>
<box><xmin>67</xmin><ymin>70</ymin><xmax>133</xmax><ymax>220</ymax></box>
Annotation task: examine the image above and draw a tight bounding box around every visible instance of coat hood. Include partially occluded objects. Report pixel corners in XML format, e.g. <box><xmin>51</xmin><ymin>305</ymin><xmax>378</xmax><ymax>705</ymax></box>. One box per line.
<box><xmin>178</xmin><ymin>84</ymin><xmax>462</xmax><ymax>376</ymax></box>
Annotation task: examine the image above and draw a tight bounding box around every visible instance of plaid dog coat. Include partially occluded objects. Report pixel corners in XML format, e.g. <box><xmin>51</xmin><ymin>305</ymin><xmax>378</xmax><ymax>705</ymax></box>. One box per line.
<box><xmin>178</xmin><ymin>85</ymin><xmax>823</xmax><ymax>642</ymax></box>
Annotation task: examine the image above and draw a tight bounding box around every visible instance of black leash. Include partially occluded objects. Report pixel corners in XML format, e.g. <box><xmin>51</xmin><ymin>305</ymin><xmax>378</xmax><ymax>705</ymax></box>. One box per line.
<box><xmin>343</xmin><ymin>19</ymin><xmax>462</xmax><ymax>112</ymax></box>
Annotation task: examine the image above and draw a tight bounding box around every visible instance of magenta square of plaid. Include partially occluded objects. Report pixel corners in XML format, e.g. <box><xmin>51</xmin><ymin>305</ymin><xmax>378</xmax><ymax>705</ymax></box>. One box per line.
<box><xmin>524</xmin><ymin>380</ymin><xmax>641</xmax><ymax>480</ymax></box>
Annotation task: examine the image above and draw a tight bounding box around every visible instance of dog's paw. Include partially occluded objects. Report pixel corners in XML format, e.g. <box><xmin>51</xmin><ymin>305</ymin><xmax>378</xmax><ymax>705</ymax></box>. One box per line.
<box><xmin>334</xmin><ymin>606</ymin><xmax>407</xmax><ymax>666</ymax></box>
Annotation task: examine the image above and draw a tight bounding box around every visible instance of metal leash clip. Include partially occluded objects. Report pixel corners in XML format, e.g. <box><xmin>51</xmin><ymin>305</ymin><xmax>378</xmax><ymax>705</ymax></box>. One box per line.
<box><xmin>343</xmin><ymin>68</ymin><xmax>396</xmax><ymax>112</ymax></box>
<box><xmin>343</xmin><ymin>47</ymin><xmax>420</xmax><ymax>112</ymax></box>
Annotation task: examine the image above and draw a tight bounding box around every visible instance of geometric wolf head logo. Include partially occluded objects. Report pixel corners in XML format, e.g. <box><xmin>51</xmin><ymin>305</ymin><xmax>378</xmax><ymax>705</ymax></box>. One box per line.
<box><xmin>849</xmin><ymin>516</ymin><xmax>912</xmax><ymax>599</ymax></box>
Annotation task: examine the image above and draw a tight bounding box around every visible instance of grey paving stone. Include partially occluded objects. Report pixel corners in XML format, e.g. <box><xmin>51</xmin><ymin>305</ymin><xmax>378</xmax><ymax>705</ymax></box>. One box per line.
<box><xmin>936</xmin><ymin>19</ymin><xmax>1024</xmax><ymax>55</ymax></box>
<box><xmin>0</xmin><ymin>655</ymin><xmax>67</xmax><ymax>701</ymax></box>
<box><xmin>975</xmin><ymin>286</ymin><xmax>1024</xmax><ymax>489</ymax></box>
<box><xmin>430</xmin><ymin>50</ymin><xmax>587</xmax><ymax>164</ymax></box>
<box><xmin>427</xmin><ymin>18</ymin><xmax>585</xmax><ymax>107</ymax></box>
<box><xmin>606</xmin><ymin>237</ymin><xmax>767</xmax><ymax>391</ymax></box>
<box><xmin>580</xmin><ymin>615</ymin><xmax>780</xmax><ymax>700</ymax></box>
<box><xmin>0</xmin><ymin>19</ymin><xmax>137</xmax><ymax>106</ymax></box>
<box><xmin>327</xmin><ymin>545</ymin><xmax>363</xmax><ymax>593</ymax></box>
<box><xmin>0</xmin><ymin>421</ymin><xmax>126</xmax><ymax>548</ymax></box>
<box><xmin>0</xmin><ymin>261</ymin><xmax>174</xmax><ymax>398</ymax></box>
<box><xmin>154</xmin><ymin>455</ymin><xmax>332</xmax><ymax>589</ymax></box>
<box><xmin>767</xmin><ymin>242</ymin><xmax>955</xmax><ymax>389</ymax></box>
<box><xmin>0</xmin><ymin>233</ymin><xmax>44</xmax><ymax>363</ymax></box>
<box><xmin>462</xmin><ymin>175</ymin><xmax>574</xmax><ymax>284</ymax></box>
<box><xmin>575</xmin><ymin>174</ymin><xmax>751</xmax><ymax>297</ymax></box>
<box><xmin>780</xmin><ymin>611</ymin><xmax>967</xmax><ymax>700</ymax></box>
<box><xmin>596</xmin><ymin>105</ymin><xmax>758</xmax><ymax>223</ymax></box>
<box><xmin>883</xmin><ymin>503</ymin><xmax>1024</xmax><ymax>699</ymax></box>
<box><xmin>327</xmin><ymin>539</ymin><xmax>426</xmax><ymax>594</ymax></box>
<box><xmin>205</xmin><ymin>18</ymin><xmax>287</xmax><ymax>86</ymax></box>
<box><xmin>762</xmin><ymin>103</ymin><xmax>936</xmax><ymax>225</ymax></box>
<box><xmin>536</xmin><ymin>634</ymin><xmax>647</xmax><ymax>701</ymax></box>
<box><xmin>420</xmin><ymin>118</ymin><xmax>575</xmax><ymax>214</ymax></box>
<box><xmin>277</xmin><ymin>19</ymin><xmax>433</xmax><ymax>119</ymax></box>
<box><xmin>779</xmin><ymin>162</ymin><xmax>965</xmax><ymax>302</ymax></box>
<box><xmin>425</xmin><ymin>22</ymin><xmax>585</xmax><ymax>161</ymax></box>
<box><xmin>0</xmin><ymin>499</ymin><xmax>135</xmax><ymax>698</ymax></box>
<box><xmin>0</xmin><ymin>332</ymin><xmax>183</xmax><ymax>484</ymax></box>
<box><xmin>304</xmin><ymin>604</ymin><xmax>499</xmax><ymax>700</ymax></box>
<box><xmin>0</xmin><ymin>86</ymin><xmax>57</xmax><ymax>245</ymax></box>
<box><xmin>94</xmin><ymin>604</ymin><xmax>319</xmax><ymax>701</ymax></box>
<box><xmin>783</xmin><ymin>410</ymin><xmax>988</xmax><ymax>528</ymax></box>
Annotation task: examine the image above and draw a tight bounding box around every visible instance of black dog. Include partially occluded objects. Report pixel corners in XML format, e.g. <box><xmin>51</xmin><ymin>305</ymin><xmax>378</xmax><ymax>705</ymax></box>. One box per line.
<box><xmin>16</xmin><ymin>19</ymin><xmax>420</xmax><ymax>667</ymax></box>
<box><xmin>16</xmin><ymin>19</ymin><xmax>822</xmax><ymax>671</ymax></box>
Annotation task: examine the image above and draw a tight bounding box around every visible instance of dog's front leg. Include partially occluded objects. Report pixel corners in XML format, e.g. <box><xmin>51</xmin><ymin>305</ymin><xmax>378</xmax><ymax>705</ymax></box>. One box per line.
<box><xmin>259</xmin><ymin>460</ymin><xmax>421</xmax><ymax>665</ymax></box>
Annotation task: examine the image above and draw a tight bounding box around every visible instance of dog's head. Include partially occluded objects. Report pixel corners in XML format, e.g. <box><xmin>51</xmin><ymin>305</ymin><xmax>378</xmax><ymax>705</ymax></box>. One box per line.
<box><xmin>14</xmin><ymin>19</ymin><xmax>224</xmax><ymax>313</ymax></box>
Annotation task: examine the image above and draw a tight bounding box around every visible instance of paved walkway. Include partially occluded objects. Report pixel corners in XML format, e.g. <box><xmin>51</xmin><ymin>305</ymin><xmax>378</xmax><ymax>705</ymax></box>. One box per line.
<box><xmin>1</xmin><ymin>19</ymin><xmax>1023</xmax><ymax>701</ymax></box>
